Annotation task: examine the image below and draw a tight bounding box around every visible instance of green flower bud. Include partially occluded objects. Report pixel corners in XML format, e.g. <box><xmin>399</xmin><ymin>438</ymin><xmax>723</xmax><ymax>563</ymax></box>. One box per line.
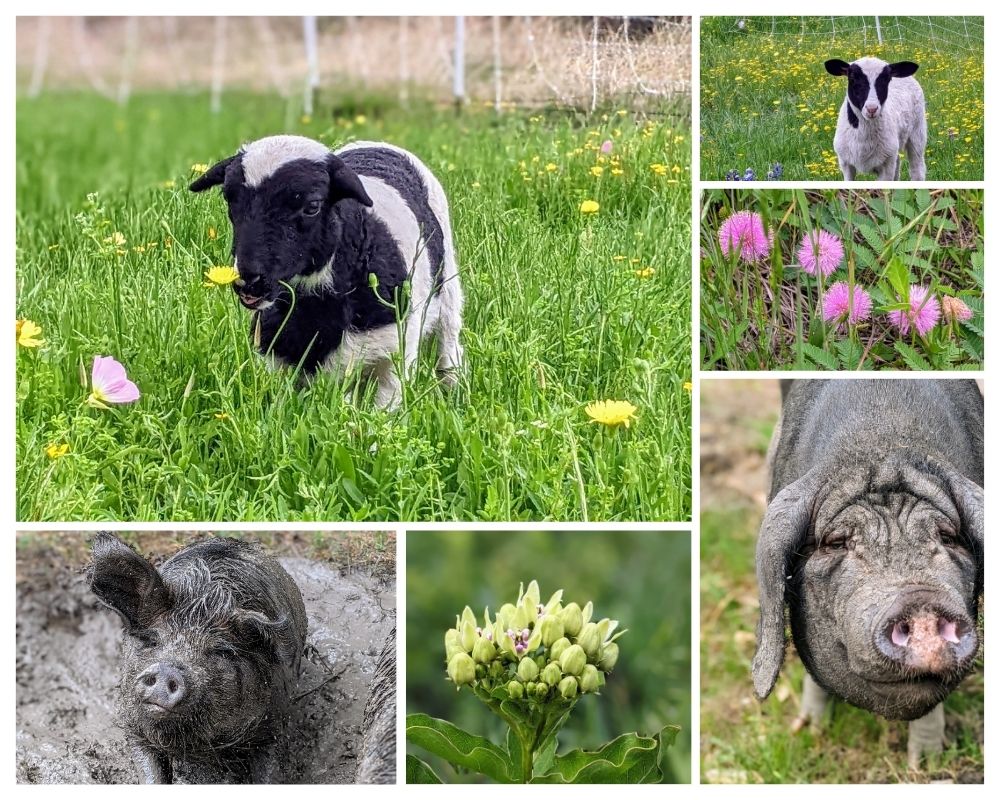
<box><xmin>517</xmin><ymin>657</ymin><xmax>539</xmax><ymax>682</ymax></box>
<box><xmin>596</xmin><ymin>617</ymin><xmax>618</xmax><ymax>642</ymax></box>
<box><xmin>472</xmin><ymin>635</ymin><xmax>497</xmax><ymax>664</ymax></box>
<box><xmin>581</xmin><ymin>601</ymin><xmax>594</xmax><ymax>626</ymax></box>
<box><xmin>525</xmin><ymin>681</ymin><xmax>537</xmax><ymax>695</ymax></box>
<box><xmin>541</xmin><ymin>662</ymin><xmax>563</xmax><ymax>686</ymax></box>
<box><xmin>599</xmin><ymin>642</ymin><xmax>619</xmax><ymax>671</ymax></box>
<box><xmin>507</xmin><ymin>680</ymin><xmax>524</xmax><ymax>700</ymax></box>
<box><xmin>402</xmin><ymin>279</ymin><xmax>412</xmax><ymax>298</ymax></box>
<box><xmin>489</xmin><ymin>659</ymin><xmax>505</xmax><ymax>679</ymax></box>
<box><xmin>558</xmin><ymin>676</ymin><xmax>579</xmax><ymax>699</ymax></box>
<box><xmin>522</xmin><ymin>579</ymin><xmax>541</xmax><ymax>609</ymax></box>
<box><xmin>534</xmin><ymin>682</ymin><xmax>549</xmax><ymax>700</ymax></box>
<box><xmin>461</xmin><ymin>620</ymin><xmax>477</xmax><ymax>652</ymax></box>
<box><xmin>445</xmin><ymin>628</ymin><xmax>463</xmax><ymax>660</ymax></box>
<box><xmin>559</xmin><ymin>644</ymin><xmax>587</xmax><ymax>676</ymax></box>
<box><xmin>367</xmin><ymin>272</ymin><xmax>379</xmax><ymax>289</ymax></box>
<box><xmin>540</xmin><ymin>615</ymin><xmax>565</xmax><ymax>647</ymax></box>
<box><xmin>579</xmin><ymin>664</ymin><xmax>601</xmax><ymax>693</ymax></box>
<box><xmin>447</xmin><ymin>652</ymin><xmax>475</xmax><ymax>686</ymax></box>
<box><xmin>475</xmin><ymin>664</ymin><xmax>487</xmax><ymax>679</ymax></box>
<box><xmin>549</xmin><ymin>637</ymin><xmax>571</xmax><ymax>661</ymax></box>
<box><xmin>560</xmin><ymin>602</ymin><xmax>584</xmax><ymax>637</ymax></box>
<box><xmin>576</xmin><ymin>622</ymin><xmax>602</xmax><ymax>658</ymax></box>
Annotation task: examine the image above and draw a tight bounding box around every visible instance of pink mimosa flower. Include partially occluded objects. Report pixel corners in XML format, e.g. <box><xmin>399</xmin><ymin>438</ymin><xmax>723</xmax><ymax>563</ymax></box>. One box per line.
<box><xmin>822</xmin><ymin>281</ymin><xmax>872</xmax><ymax>326</ymax></box>
<box><xmin>87</xmin><ymin>356</ymin><xmax>141</xmax><ymax>409</ymax></box>
<box><xmin>797</xmin><ymin>229</ymin><xmax>844</xmax><ymax>277</ymax></box>
<box><xmin>888</xmin><ymin>285</ymin><xmax>941</xmax><ymax>337</ymax></box>
<box><xmin>717</xmin><ymin>210</ymin><xmax>773</xmax><ymax>262</ymax></box>
<box><xmin>941</xmin><ymin>295</ymin><xmax>974</xmax><ymax>323</ymax></box>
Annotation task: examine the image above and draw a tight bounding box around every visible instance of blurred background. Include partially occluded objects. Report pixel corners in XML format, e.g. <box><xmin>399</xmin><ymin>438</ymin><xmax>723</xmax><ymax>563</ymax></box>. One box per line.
<box><xmin>406</xmin><ymin>530</ymin><xmax>691</xmax><ymax>782</ymax></box>
<box><xmin>699</xmin><ymin>379</ymin><xmax>984</xmax><ymax>783</ymax></box>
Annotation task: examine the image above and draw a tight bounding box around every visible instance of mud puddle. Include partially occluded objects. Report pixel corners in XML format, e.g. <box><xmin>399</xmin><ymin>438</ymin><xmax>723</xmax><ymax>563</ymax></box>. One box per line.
<box><xmin>16</xmin><ymin>551</ymin><xmax>395</xmax><ymax>784</ymax></box>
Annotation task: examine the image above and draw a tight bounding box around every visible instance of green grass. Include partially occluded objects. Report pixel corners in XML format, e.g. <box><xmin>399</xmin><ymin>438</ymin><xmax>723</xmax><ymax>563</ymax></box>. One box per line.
<box><xmin>700</xmin><ymin>16</ymin><xmax>984</xmax><ymax>180</ymax></box>
<box><xmin>16</xmin><ymin>92</ymin><xmax>691</xmax><ymax>521</ymax></box>
<box><xmin>700</xmin><ymin>501</ymin><xmax>984</xmax><ymax>784</ymax></box>
<box><xmin>700</xmin><ymin>189</ymin><xmax>983</xmax><ymax>370</ymax></box>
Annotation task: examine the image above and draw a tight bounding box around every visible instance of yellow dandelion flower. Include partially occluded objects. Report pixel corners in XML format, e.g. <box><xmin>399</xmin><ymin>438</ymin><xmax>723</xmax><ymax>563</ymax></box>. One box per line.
<box><xmin>191</xmin><ymin>163</ymin><xmax>210</xmax><ymax>175</ymax></box>
<box><xmin>203</xmin><ymin>265</ymin><xmax>240</xmax><ymax>287</ymax></box>
<box><xmin>213</xmin><ymin>412</ymin><xmax>229</xmax><ymax>421</ymax></box>
<box><xmin>208</xmin><ymin>227</ymin><xmax>217</xmax><ymax>240</ymax></box>
<box><xmin>650</xmin><ymin>163</ymin><xmax>668</xmax><ymax>176</ymax></box>
<box><xmin>611</xmin><ymin>168</ymin><xmax>624</xmax><ymax>176</ymax></box>
<box><xmin>590</xmin><ymin>165</ymin><xmax>604</xmax><ymax>177</ymax></box>
<box><xmin>16</xmin><ymin>319</ymin><xmax>45</xmax><ymax>348</ymax></box>
<box><xmin>45</xmin><ymin>442</ymin><xmax>70</xmax><ymax>459</ymax></box>
<box><xmin>160</xmin><ymin>179</ymin><xmax>176</xmax><ymax>189</ymax></box>
<box><xmin>683</xmin><ymin>381</ymin><xmax>692</xmax><ymax>393</ymax></box>
<box><xmin>585</xmin><ymin>400</ymin><xmax>637</xmax><ymax>428</ymax></box>
<box><xmin>612</xmin><ymin>255</ymin><xmax>627</xmax><ymax>262</ymax></box>
<box><xmin>579</xmin><ymin>200</ymin><xmax>600</xmax><ymax>214</ymax></box>
<box><xmin>634</xmin><ymin>267</ymin><xmax>655</xmax><ymax>278</ymax></box>
<box><xmin>103</xmin><ymin>231</ymin><xmax>127</xmax><ymax>248</ymax></box>
<box><xmin>545</xmin><ymin>163</ymin><xmax>558</xmax><ymax>172</ymax></box>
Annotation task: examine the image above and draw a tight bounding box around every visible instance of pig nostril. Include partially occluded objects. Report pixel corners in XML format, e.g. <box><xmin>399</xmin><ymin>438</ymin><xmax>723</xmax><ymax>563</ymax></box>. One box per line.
<box><xmin>142</xmin><ymin>674</ymin><xmax>157</xmax><ymax>687</ymax></box>
<box><xmin>891</xmin><ymin>620</ymin><xmax>910</xmax><ymax>647</ymax></box>
<box><xmin>938</xmin><ymin>618</ymin><xmax>960</xmax><ymax>644</ymax></box>
<box><xmin>167</xmin><ymin>679</ymin><xmax>178</xmax><ymax>694</ymax></box>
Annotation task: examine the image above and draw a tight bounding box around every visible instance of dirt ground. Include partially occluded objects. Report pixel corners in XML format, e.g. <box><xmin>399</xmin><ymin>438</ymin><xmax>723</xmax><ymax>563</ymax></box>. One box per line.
<box><xmin>15</xmin><ymin>534</ymin><xmax>396</xmax><ymax>784</ymax></box>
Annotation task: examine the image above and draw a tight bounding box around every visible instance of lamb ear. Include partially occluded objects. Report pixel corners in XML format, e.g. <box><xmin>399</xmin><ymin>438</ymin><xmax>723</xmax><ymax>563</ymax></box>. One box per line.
<box><xmin>327</xmin><ymin>155</ymin><xmax>373</xmax><ymax>207</ymax></box>
<box><xmin>189</xmin><ymin>154</ymin><xmax>238</xmax><ymax>192</ymax></box>
<box><xmin>888</xmin><ymin>61</ymin><xmax>918</xmax><ymax>78</ymax></box>
<box><xmin>824</xmin><ymin>59</ymin><xmax>850</xmax><ymax>76</ymax></box>
<box><xmin>752</xmin><ymin>468</ymin><xmax>821</xmax><ymax>700</ymax></box>
<box><xmin>88</xmin><ymin>532</ymin><xmax>171</xmax><ymax>630</ymax></box>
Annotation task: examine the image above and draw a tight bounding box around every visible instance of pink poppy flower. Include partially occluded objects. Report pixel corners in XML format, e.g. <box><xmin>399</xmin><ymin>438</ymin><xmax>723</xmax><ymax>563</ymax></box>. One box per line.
<box><xmin>718</xmin><ymin>211</ymin><xmax>773</xmax><ymax>262</ymax></box>
<box><xmin>888</xmin><ymin>285</ymin><xmax>941</xmax><ymax>337</ymax></box>
<box><xmin>87</xmin><ymin>356</ymin><xmax>141</xmax><ymax>409</ymax></box>
<box><xmin>822</xmin><ymin>282</ymin><xmax>872</xmax><ymax>326</ymax></box>
<box><xmin>798</xmin><ymin>229</ymin><xmax>844</xmax><ymax>278</ymax></box>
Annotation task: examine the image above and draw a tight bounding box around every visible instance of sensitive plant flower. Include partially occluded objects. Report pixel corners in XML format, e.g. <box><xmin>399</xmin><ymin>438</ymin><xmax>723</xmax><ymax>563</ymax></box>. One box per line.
<box><xmin>941</xmin><ymin>295</ymin><xmax>974</xmax><ymax>323</ymax></box>
<box><xmin>797</xmin><ymin>229</ymin><xmax>844</xmax><ymax>278</ymax></box>
<box><xmin>585</xmin><ymin>400</ymin><xmax>637</xmax><ymax>428</ymax></box>
<box><xmin>579</xmin><ymin>199</ymin><xmax>600</xmax><ymax>214</ymax></box>
<box><xmin>203</xmin><ymin>265</ymin><xmax>240</xmax><ymax>287</ymax></box>
<box><xmin>45</xmin><ymin>442</ymin><xmax>69</xmax><ymax>460</ymax></box>
<box><xmin>821</xmin><ymin>282</ymin><xmax>872</xmax><ymax>326</ymax></box>
<box><xmin>87</xmin><ymin>356</ymin><xmax>141</xmax><ymax>410</ymax></box>
<box><xmin>888</xmin><ymin>285</ymin><xmax>941</xmax><ymax>337</ymax></box>
<box><xmin>16</xmin><ymin>319</ymin><xmax>45</xmax><ymax>348</ymax></box>
<box><xmin>718</xmin><ymin>210</ymin><xmax>773</xmax><ymax>262</ymax></box>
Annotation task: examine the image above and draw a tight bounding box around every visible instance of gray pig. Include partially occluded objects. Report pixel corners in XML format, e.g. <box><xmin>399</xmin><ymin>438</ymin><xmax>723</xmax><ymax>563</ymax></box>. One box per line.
<box><xmin>753</xmin><ymin>380</ymin><xmax>983</xmax><ymax>768</ymax></box>
<box><xmin>354</xmin><ymin>626</ymin><xmax>396</xmax><ymax>784</ymax></box>
<box><xmin>88</xmin><ymin>533</ymin><xmax>308</xmax><ymax>784</ymax></box>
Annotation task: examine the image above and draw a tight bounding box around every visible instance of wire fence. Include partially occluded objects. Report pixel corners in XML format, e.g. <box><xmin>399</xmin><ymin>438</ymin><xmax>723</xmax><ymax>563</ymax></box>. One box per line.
<box><xmin>17</xmin><ymin>16</ymin><xmax>691</xmax><ymax>112</ymax></box>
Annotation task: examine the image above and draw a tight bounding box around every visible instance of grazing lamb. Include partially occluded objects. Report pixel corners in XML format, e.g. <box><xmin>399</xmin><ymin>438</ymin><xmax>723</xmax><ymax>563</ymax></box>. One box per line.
<box><xmin>824</xmin><ymin>57</ymin><xmax>927</xmax><ymax>181</ymax></box>
<box><xmin>190</xmin><ymin>135</ymin><xmax>464</xmax><ymax>409</ymax></box>
<box><xmin>755</xmin><ymin>380</ymin><xmax>983</xmax><ymax>769</ymax></box>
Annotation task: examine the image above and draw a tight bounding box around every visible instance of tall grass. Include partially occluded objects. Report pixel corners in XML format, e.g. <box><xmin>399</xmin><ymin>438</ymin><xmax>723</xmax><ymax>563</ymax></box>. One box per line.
<box><xmin>16</xmin><ymin>92</ymin><xmax>692</xmax><ymax>521</ymax></box>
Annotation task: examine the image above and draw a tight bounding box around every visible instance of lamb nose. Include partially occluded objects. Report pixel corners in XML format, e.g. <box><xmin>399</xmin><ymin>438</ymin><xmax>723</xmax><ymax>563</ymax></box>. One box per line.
<box><xmin>865</xmin><ymin>103</ymin><xmax>878</xmax><ymax>115</ymax></box>
<box><xmin>137</xmin><ymin>663</ymin><xmax>187</xmax><ymax>709</ymax></box>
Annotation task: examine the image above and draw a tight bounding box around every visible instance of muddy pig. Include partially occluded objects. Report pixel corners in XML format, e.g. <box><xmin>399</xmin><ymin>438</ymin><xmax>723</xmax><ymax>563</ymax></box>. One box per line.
<box><xmin>753</xmin><ymin>380</ymin><xmax>983</xmax><ymax>768</ymax></box>
<box><xmin>354</xmin><ymin>627</ymin><xmax>396</xmax><ymax>784</ymax></box>
<box><xmin>88</xmin><ymin>533</ymin><xmax>308</xmax><ymax>783</ymax></box>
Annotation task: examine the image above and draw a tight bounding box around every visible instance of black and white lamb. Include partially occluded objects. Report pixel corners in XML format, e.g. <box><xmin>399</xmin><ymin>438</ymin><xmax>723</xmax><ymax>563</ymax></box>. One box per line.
<box><xmin>190</xmin><ymin>135</ymin><xmax>464</xmax><ymax>409</ymax></box>
<box><xmin>824</xmin><ymin>57</ymin><xmax>927</xmax><ymax>181</ymax></box>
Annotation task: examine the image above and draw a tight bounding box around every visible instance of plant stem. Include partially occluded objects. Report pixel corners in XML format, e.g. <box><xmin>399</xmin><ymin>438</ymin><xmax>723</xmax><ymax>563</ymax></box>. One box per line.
<box><xmin>520</xmin><ymin>736</ymin><xmax>533</xmax><ymax>784</ymax></box>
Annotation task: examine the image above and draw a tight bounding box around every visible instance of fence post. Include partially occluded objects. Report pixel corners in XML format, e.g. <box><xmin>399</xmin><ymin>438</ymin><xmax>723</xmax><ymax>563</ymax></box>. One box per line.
<box><xmin>590</xmin><ymin>16</ymin><xmax>599</xmax><ymax>113</ymax></box>
<box><xmin>210</xmin><ymin>16</ymin><xmax>226</xmax><ymax>113</ymax></box>
<box><xmin>27</xmin><ymin>16</ymin><xmax>51</xmax><ymax>98</ymax></box>
<box><xmin>492</xmin><ymin>16</ymin><xmax>502</xmax><ymax>114</ymax></box>
<box><xmin>874</xmin><ymin>16</ymin><xmax>883</xmax><ymax>46</ymax></box>
<box><xmin>303</xmin><ymin>16</ymin><xmax>319</xmax><ymax>116</ymax></box>
<box><xmin>399</xmin><ymin>17</ymin><xmax>409</xmax><ymax>107</ymax></box>
<box><xmin>117</xmin><ymin>16</ymin><xmax>139</xmax><ymax>105</ymax></box>
<box><xmin>453</xmin><ymin>16</ymin><xmax>465</xmax><ymax>110</ymax></box>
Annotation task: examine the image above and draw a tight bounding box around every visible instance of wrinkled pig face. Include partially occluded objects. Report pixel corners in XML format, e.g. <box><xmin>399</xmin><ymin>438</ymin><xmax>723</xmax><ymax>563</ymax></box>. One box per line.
<box><xmin>791</xmin><ymin>488</ymin><xmax>980</xmax><ymax>720</ymax></box>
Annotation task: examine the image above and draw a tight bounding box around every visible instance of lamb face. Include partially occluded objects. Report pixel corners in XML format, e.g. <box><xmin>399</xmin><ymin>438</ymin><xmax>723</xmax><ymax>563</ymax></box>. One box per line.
<box><xmin>826</xmin><ymin>56</ymin><xmax>919</xmax><ymax>125</ymax></box>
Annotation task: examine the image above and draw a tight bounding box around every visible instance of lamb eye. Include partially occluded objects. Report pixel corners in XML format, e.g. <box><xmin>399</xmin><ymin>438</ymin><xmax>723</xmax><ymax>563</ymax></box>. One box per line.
<box><xmin>303</xmin><ymin>200</ymin><xmax>322</xmax><ymax>217</ymax></box>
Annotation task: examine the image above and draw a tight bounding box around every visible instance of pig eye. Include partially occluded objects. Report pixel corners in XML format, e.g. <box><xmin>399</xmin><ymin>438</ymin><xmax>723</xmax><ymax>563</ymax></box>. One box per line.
<box><xmin>211</xmin><ymin>646</ymin><xmax>238</xmax><ymax>661</ymax></box>
<box><xmin>131</xmin><ymin>630</ymin><xmax>160</xmax><ymax>649</ymax></box>
<box><xmin>939</xmin><ymin>528</ymin><xmax>964</xmax><ymax>548</ymax></box>
<box><xmin>303</xmin><ymin>199</ymin><xmax>322</xmax><ymax>217</ymax></box>
<box><xmin>822</xmin><ymin>532</ymin><xmax>849</xmax><ymax>551</ymax></box>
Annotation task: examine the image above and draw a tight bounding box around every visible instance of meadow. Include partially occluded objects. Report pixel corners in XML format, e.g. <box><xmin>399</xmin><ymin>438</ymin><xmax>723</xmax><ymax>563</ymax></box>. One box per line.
<box><xmin>700</xmin><ymin>16</ymin><xmax>984</xmax><ymax>181</ymax></box>
<box><xmin>16</xmin><ymin>92</ymin><xmax>691</xmax><ymax>522</ymax></box>
<box><xmin>699</xmin><ymin>380</ymin><xmax>984</xmax><ymax>784</ymax></box>
<box><xmin>700</xmin><ymin>189</ymin><xmax>984</xmax><ymax>371</ymax></box>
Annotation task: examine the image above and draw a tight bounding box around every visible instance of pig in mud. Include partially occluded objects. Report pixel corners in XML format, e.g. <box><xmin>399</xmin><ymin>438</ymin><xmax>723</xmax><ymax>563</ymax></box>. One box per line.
<box><xmin>753</xmin><ymin>380</ymin><xmax>983</xmax><ymax>769</ymax></box>
<box><xmin>88</xmin><ymin>533</ymin><xmax>308</xmax><ymax>784</ymax></box>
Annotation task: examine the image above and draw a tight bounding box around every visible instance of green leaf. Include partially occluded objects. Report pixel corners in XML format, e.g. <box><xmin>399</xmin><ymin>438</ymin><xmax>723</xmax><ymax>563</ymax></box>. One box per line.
<box><xmin>532</xmin><ymin>727</ymin><xmax>678</xmax><ymax>784</ymax></box>
<box><xmin>406</xmin><ymin>713</ymin><xmax>512</xmax><ymax>783</ymax></box>
<box><xmin>834</xmin><ymin>337</ymin><xmax>864</xmax><ymax>370</ymax></box>
<box><xmin>884</xmin><ymin>254</ymin><xmax>911</xmax><ymax>300</ymax></box>
<box><xmin>406</xmin><ymin>754</ymin><xmax>443</xmax><ymax>783</ymax></box>
<box><xmin>894</xmin><ymin>341</ymin><xmax>932</xmax><ymax>371</ymax></box>
<box><xmin>800</xmin><ymin>342</ymin><xmax>839</xmax><ymax>371</ymax></box>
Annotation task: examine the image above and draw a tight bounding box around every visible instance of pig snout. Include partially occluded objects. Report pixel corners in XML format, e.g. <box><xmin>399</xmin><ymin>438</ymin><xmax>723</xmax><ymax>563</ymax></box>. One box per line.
<box><xmin>875</xmin><ymin>592</ymin><xmax>977</xmax><ymax>674</ymax></box>
<box><xmin>136</xmin><ymin>663</ymin><xmax>188</xmax><ymax>713</ymax></box>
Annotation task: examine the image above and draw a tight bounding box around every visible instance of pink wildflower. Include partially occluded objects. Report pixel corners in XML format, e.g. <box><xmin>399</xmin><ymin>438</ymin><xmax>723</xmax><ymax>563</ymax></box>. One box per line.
<box><xmin>888</xmin><ymin>285</ymin><xmax>941</xmax><ymax>337</ymax></box>
<box><xmin>941</xmin><ymin>295</ymin><xmax>974</xmax><ymax>323</ymax></box>
<box><xmin>718</xmin><ymin>210</ymin><xmax>773</xmax><ymax>262</ymax></box>
<box><xmin>600</xmin><ymin>139</ymin><xmax>614</xmax><ymax>154</ymax></box>
<box><xmin>87</xmin><ymin>356</ymin><xmax>141</xmax><ymax>409</ymax></box>
<box><xmin>822</xmin><ymin>282</ymin><xmax>872</xmax><ymax>326</ymax></box>
<box><xmin>798</xmin><ymin>229</ymin><xmax>844</xmax><ymax>278</ymax></box>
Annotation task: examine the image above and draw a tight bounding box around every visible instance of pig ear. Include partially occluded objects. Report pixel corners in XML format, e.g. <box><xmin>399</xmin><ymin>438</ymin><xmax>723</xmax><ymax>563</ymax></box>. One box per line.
<box><xmin>327</xmin><ymin>154</ymin><xmax>373</xmax><ymax>207</ymax></box>
<box><xmin>236</xmin><ymin>610</ymin><xmax>300</xmax><ymax>666</ymax></box>
<box><xmin>752</xmin><ymin>468</ymin><xmax>821</xmax><ymax>700</ymax></box>
<box><xmin>946</xmin><ymin>470</ymin><xmax>984</xmax><ymax>591</ymax></box>
<box><xmin>190</xmin><ymin>154</ymin><xmax>238</xmax><ymax>192</ymax></box>
<box><xmin>89</xmin><ymin>532</ymin><xmax>171</xmax><ymax>630</ymax></box>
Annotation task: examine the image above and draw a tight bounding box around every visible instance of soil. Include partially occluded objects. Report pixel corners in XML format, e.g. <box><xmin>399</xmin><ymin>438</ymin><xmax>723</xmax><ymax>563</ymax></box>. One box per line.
<box><xmin>15</xmin><ymin>547</ymin><xmax>396</xmax><ymax>784</ymax></box>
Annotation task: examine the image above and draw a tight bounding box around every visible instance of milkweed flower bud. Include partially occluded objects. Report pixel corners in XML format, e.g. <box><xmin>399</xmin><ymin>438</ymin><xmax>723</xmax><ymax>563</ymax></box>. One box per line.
<box><xmin>559</xmin><ymin>602</ymin><xmax>584</xmax><ymax>637</ymax></box>
<box><xmin>517</xmin><ymin>657</ymin><xmax>539</xmax><ymax>682</ymax></box>
<box><xmin>473</xmin><ymin>636</ymin><xmax>496</xmax><ymax>664</ymax></box>
<box><xmin>599</xmin><ymin>642</ymin><xmax>619</xmax><ymax>671</ymax></box>
<box><xmin>558</xmin><ymin>676</ymin><xmax>579</xmax><ymax>699</ymax></box>
<box><xmin>445</xmin><ymin>629</ymin><xmax>463</xmax><ymax>660</ymax></box>
<box><xmin>549</xmin><ymin>637</ymin><xmax>571</xmax><ymax>661</ymax></box>
<box><xmin>541</xmin><ymin>662</ymin><xmax>563</xmax><ymax>686</ymax></box>
<box><xmin>579</xmin><ymin>664</ymin><xmax>601</xmax><ymax>693</ymax></box>
<box><xmin>507</xmin><ymin>680</ymin><xmax>524</xmax><ymax>700</ymax></box>
<box><xmin>534</xmin><ymin>682</ymin><xmax>549</xmax><ymax>700</ymax></box>
<box><xmin>489</xmin><ymin>660</ymin><xmax>505</xmax><ymax>679</ymax></box>
<box><xmin>559</xmin><ymin>644</ymin><xmax>587</xmax><ymax>676</ymax></box>
<box><xmin>576</xmin><ymin>622</ymin><xmax>602</xmax><ymax>658</ymax></box>
<box><xmin>461</xmin><ymin>620</ymin><xmax>477</xmax><ymax>652</ymax></box>
<box><xmin>447</xmin><ymin>652</ymin><xmax>476</xmax><ymax>686</ymax></box>
<box><xmin>540</xmin><ymin>615</ymin><xmax>565</xmax><ymax>647</ymax></box>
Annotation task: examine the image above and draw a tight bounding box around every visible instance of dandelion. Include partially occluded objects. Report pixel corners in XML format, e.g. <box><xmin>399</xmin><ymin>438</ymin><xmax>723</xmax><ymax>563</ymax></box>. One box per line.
<box><xmin>650</xmin><ymin>163</ymin><xmax>668</xmax><ymax>176</ymax></box>
<box><xmin>213</xmin><ymin>412</ymin><xmax>229</xmax><ymax>421</ymax></box>
<box><xmin>45</xmin><ymin>443</ymin><xmax>69</xmax><ymax>460</ymax></box>
<box><xmin>888</xmin><ymin>285</ymin><xmax>941</xmax><ymax>337</ymax></box>
<box><xmin>683</xmin><ymin>381</ymin><xmax>693</xmax><ymax>393</ymax></box>
<box><xmin>600</xmin><ymin>139</ymin><xmax>613</xmax><ymax>154</ymax></box>
<box><xmin>190</xmin><ymin>163</ymin><xmax>210</xmax><ymax>175</ymax></box>
<box><xmin>354</xmin><ymin>114</ymin><xmax>367</xmax><ymax>125</ymax></box>
<box><xmin>718</xmin><ymin>210</ymin><xmax>773</xmax><ymax>262</ymax></box>
<box><xmin>207</xmin><ymin>226</ymin><xmax>217</xmax><ymax>240</ymax></box>
<box><xmin>87</xmin><ymin>356</ymin><xmax>140</xmax><ymax>409</ymax></box>
<box><xmin>590</xmin><ymin>166</ymin><xmax>604</xmax><ymax>177</ymax></box>
<box><xmin>16</xmin><ymin>319</ymin><xmax>45</xmax><ymax>349</ymax></box>
<box><xmin>544</xmin><ymin>163</ymin><xmax>558</xmax><ymax>172</ymax></box>
<box><xmin>797</xmin><ymin>229</ymin><xmax>844</xmax><ymax>277</ymax></box>
<box><xmin>203</xmin><ymin>266</ymin><xmax>239</xmax><ymax>287</ymax></box>
<box><xmin>941</xmin><ymin>295</ymin><xmax>974</xmax><ymax>324</ymax></box>
<box><xmin>634</xmin><ymin>267</ymin><xmax>655</xmax><ymax>278</ymax></box>
<box><xmin>160</xmin><ymin>179</ymin><xmax>176</xmax><ymax>189</ymax></box>
<box><xmin>579</xmin><ymin>200</ymin><xmax>600</xmax><ymax>214</ymax></box>
<box><xmin>585</xmin><ymin>400</ymin><xmax>637</xmax><ymax>428</ymax></box>
<box><xmin>822</xmin><ymin>282</ymin><xmax>872</xmax><ymax>326</ymax></box>
<box><xmin>103</xmin><ymin>231</ymin><xmax>127</xmax><ymax>248</ymax></box>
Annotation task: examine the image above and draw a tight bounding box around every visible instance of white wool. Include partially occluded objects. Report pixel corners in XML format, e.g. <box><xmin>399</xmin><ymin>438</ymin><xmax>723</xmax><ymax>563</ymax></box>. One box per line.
<box><xmin>240</xmin><ymin>135</ymin><xmax>330</xmax><ymax>187</ymax></box>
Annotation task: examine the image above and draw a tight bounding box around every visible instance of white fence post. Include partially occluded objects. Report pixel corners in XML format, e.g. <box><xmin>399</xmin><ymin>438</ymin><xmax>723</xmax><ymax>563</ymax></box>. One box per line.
<box><xmin>875</xmin><ymin>15</ymin><xmax>883</xmax><ymax>45</ymax></box>
<box><xmin>27</xmin><ymin>16</ymin><xmax>51</xmax><ymax>98</ymax></box>
<box><xmin>453</xmin><ymin>16</ymin><xmax>466</xmax><ymax>108</ymax></box>
<box><xmin>590</xmin><ymin>16</ymin><xmax>599</xmax><ymax>112</ymax></box>
<box><xmin>303</xmin><ymin>15</ymin><xmax>319</xmax><ymax>115</ymax></box>
<box><xmin>492</xmin><ymin>16</ymin><xmax>502</xmax><ymax>113</ymax></box>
